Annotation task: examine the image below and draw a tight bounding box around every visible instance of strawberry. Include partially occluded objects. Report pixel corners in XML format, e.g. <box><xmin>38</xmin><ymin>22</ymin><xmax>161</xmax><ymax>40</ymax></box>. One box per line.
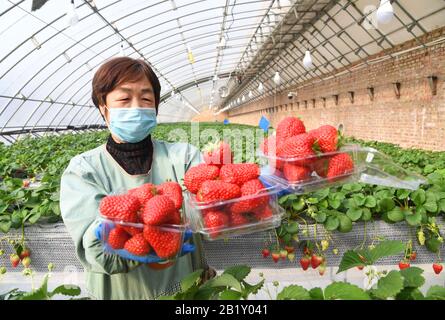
<box><xmin>398</xmin><ymin>261</ymin><xmax>410</xmax><ymax>270</ymax></box>
<box><xmin>309</xmin><ymin>125</ymin><xmax>339</xmax><ymax>153</ymax></box>
<box><xmin>318</xmin><ymin>263</ymin><xmax>327</xmax><ymax>276</ymax></box>
<box><xmin>311</xmin><ymin>254</ymin><xmax>324</xmax><ymax>269</ymax></box>
<box><xmin>326</xmin><ymin>153</ymin><xmax>354</xmax><ymax>180</ymax></box>
<box><xmin>260</xmin><ymin>136</ymin><xmax>278</xmax><ymax>156</ymax></box>
<box><xmin>287</xmin><ymin>253</ymin><xmax>296</xmax><ymax>262</ymax></box>
<box><xmin>19</xmin><ymin>248</ymin><xmax>31</xmax><ymax>260</ymax></box>
<box><xmin>271</xmin><ymin>252</ymin><xmax>280</xmax><ymax>263</ymax></box>
<box><xmin>184</xmin><ymin>164</ymin><xmax>220</xmax><ymax>194</ymax></box>
<box><xmin>357</xmin><ymin>265</ymin><xmax>364</xmax><ymax>270</ymax></box>
<box><xmin>141</xmin><ymin>195</ymin><xmax>176</xmax><ymax>226</ymax></box>
<box><xmin>229</xmin><ymin>211</ymin><xmax>251</xmax><ymax>227</ymax></box>
<box><xmin>262</xmin><ymin>248</ymin><xmax>270</xmax><ymax>258</ymax></box>
<box><xmin>285</xmin><ymin>246</ymin><xmax>295</xmax><ymax>254</ymax></box>
<box><xmin>303</xmin><ymin>247</ymin><xmax>312</xmax><ymax>256</ymax></box>
<box><xmin>277</xmin><ymin>133</ymin><xmax>316</xmax><ymax>165</ymax></box>
<box><xmin>128</xmin><ymin>183</ymin><xmax>157</xmax><ymax>207</ymax></box>
<box><xmin>282</xmin><ymin>162</ymin><xmax>311</xmax><ymax>183</ymax></box>
<box><xmin>99</xmin><ymin>194</ymin><xmax>140</xmax><ymax>222</ymax></box>
<box><xmin>10</xmin><ymin>254</ymin><xmax>20</xmax><ymax>268</ymax></box>
<box><xmin>433</xmin><ymin>263</ymin><xmax>443</xmax><ymax>275</ymax></box>
<box><xmin>124</xmin><ymin>233</ymin><xmax>151</xmax><ymax>256</ymax></box>
<box><xmin>143</xmin><ymin>223</ymin><xmax>182</xmax><ymax>259</ymax></box>
<box><xmin>196</xmin><ymin>180</ymin><xmax>241</xmax><ymax>203</ymax></box>
<box><xmin>253</xmin><ymin>205</ymin><xmax>273</xmax><ymax>221</ymax></box>
<box><xmin>118</xmin><ymin>225</ymin><xmax>142</xmax><ymax>236</ymax></box>
<box><xmin>300</xmin><ymin>256</ymin><xmax>311</xmax><ymax>270</ymax></box>
<box><xmin>202</xmin><ymin>141</ymin><xmax>233</xmax><ymax>168</ymax></box>
<box><xmin>157</xmin><ymin>181</ymin><xmax>183</xmax><ymax>210</ymax></box>
<box><xmin>409</xmin><ymin>252</ymin><xmax>417</xmax><ymax>261</ymax></box>
<box><xmin>276</xmin><ymin>117</ymin><xmax>306</xmax><ymax>145</ymax></box>
<box><xmin>22</xmin><ymin>257</ymin><xmax>31</xmax><ymax>268</ymax></box>
<box><xmin>203</xmin><ymin>211</ymin><xmax>229</xmax><ymax>238</ymax></box>
<box><xmin>230</xmin><ymin>179</ymin><xmax>269</xmax><ymax>214</ymax></box>
<box><xmin>220</xmin><ymin>163</ymin><xmax>260</xmax><ymax>186</ymax></box>
<box><xmin>108</xmin><ymin>227</ymin><xmax>131</xmax><ymax>249</ymax></box>
<box><xmin>310</xmin><ymin>157</ymin><xmax>330</xmax><ymax>178</ymax></box>
<box><xmin>280</xmin><ymin>249</ymin><xmax>288</xmax><ymax>260</ymax></box>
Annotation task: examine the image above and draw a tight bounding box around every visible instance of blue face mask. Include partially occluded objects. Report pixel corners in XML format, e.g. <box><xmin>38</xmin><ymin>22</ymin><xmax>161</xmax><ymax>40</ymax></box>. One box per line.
<box><xmin>106</xmin><ymin>107</ymin><xmax>157</xmax><ymax>143</ymax></box>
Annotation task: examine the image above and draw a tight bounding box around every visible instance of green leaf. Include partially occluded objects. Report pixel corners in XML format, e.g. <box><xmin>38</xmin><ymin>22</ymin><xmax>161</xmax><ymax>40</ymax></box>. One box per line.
<box><xmin>285</xmin><ymin>222</ymin><xmax>299</xmax><ymax>234</ymax></box>
<box><xmin>399</xmin><ymin>267</ymin><xmax>425</xmax><ymax>288</ymax></box>
<box><xmin>387</xmin><ymin>207</ymin><xmax>405</xmax><ymax>222</ymax></box>
<box><xmin>292</xmin><ymin>198</ymin><xmax>306</xmax><ymax>211</ymax></box>
<box><xmin>346</xmin><ymin>208</ymin><xmax>363</xmax><ymax>222</ymax></box>
<box><xmin>0</xmin><ymin>218</ymin><xmax>11</xmax><ymax>233</ymax></box>
<box><xmin>410</xmin><ymin>189</ymin><xmax>426</xmax><ymax>206</ymax></box>
<box><xmin>313</xmin><ymin>188</ymin><xmax>330</xmax><ymax>200</ymax></box>
<box><xmin>404</xmin><ymin>211</ymin><xmax>421</xmax><ymax>226</ymax></box>
<box><xmin>353</xmin><ymin>193</ymin><xmax>366</xmax><ymax>206</ymax></box>
<box><xmin>426</xmin><ymin>286</ymin><xmax>445</xmax><ymax>300</ymax></box>
<box><xmin>372</xmin><ymin>271</ymin><xmax>404</xmax><ymax>299</ymax></box>
<box><xmin>308</xmin><ymin>287</ymin><xmax>324</xmax><ymax>300</ymax></box>
<box><xmin>324</xmin><ymin>282</ymin><xmax>370</xmax><ymax>300</ymax></box>
<box><xmin>337</xmin><ymin>251</ymin><xmax>368</xmax><ymax>273</ymax></box>
<box><xmin>20</xmin><ymin>275</ymin><xmax>49</xmax><ymax>300</ymax></box>
<box><xmin>324</xmin><ymin>216</ymin><xmax>339</xmax><ymax>231</ymax></box>
<box><xmin>314</xmin><ymin>211</ymin><xmax>327</xmax><ymax>223</ymax></box>
<box><xmin>396</xmin><ymin>287</ymin><xmax>424</xmax><ymax>300</ymax></box>
<box><xmin>368</xmin><ymin>240</ymin><xmax>405</xmax><ymax>262</ymax></box>
<box><xmin>204</xmin><ymin>274</ymin><xmax>242</xmax><ymax>292</ymax></box>
<box><xmin>27</xmin><ymin>212</ymin><xmax>41</xmax><ymax>224</ymax></box>
<box><xmin>396</xmin><ymin>189</ymin><xmax>410</xmax><ymax>200</ymax></box>
<box><xmin>306</xmin><ymin>197</ymin><xmax>319</xmax><ymax>204</ymax></box>
<box><xmin>219</xmin><ymin>289</ymin><xmax>242</xmax><ymax>300</ymax></box>
<box><xmin>424</xmin><ymin>192</ymin><xmax>438</xmax><ymax>213</ymax></box>
<box><xmin>378</xmin><ymin>198</ymin><xmax>395</xmax><ymax>212</ymax></box>
<box><xmin>180</xmin><ymin>269</ymin><xmax>203</xmax><ymax>292</ymax></box>
<box><xmin>361</xmin><ymin>208</ymin><xmax>372</xmax><ymax>221</ymax></box>
<box><xmin>223</xmin><ymin>265</ymin><xmax>250</xmax><ymax>282</ymax></box>
<box><xmin>242</xmin><ymin>279</ymin><xmax>264</xmax><ymax>297</ymax></box>
<box><xmin>364</xmin><ymin>196</ymin><xmax>377</xmax><ymax>208</ymax></box>
<box><xmin>49</xmin><ymin>285</ymin><xmax>81</xmax><ymax>297</ymax></box>
<box><xmin>425</xmin><ymin>237</ymin><xmax>442</xmax><ymax>253</ymax></box>
<box><xmin>338</xmin><ymin>215</ymin><xmax>352</xmax><ymax>233</ymax></box>
<box><xmin>277</xmin><ymin>285</ymin><xmax>311</xmax><ymax>300</ymax></box>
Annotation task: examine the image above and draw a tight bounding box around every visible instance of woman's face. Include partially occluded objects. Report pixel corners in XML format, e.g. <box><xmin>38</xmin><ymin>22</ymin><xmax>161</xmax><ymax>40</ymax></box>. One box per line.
<box><xmin>99</xmin><ymin>76</ymin><xmax>156</xmax><ymax>123</ymax></box>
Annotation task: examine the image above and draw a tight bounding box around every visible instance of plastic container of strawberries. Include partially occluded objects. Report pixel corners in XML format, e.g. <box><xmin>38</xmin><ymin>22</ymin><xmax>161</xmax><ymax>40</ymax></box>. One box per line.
<box><xmin>259</xmin><ymin>144</ymin><xmax>426</xmax><ymax>194</ymax></box>
<box><xmin>99</xmin><ymin>217</ymin><xmax>189</xmax><ymax>262</ymax></box>
<box><xmin>184</xmin><ymin>185</ymin><xmax>285</xmax><ymax>241</ymax></box>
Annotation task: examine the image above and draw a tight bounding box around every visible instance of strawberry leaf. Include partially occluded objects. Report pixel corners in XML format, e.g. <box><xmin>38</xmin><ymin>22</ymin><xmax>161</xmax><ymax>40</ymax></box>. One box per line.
<box><xmin>277</xmin><ymin>285</ymin><xmax>311</xmax><ymax>300</ymax></box>
<box><xmin>324</xmin><ymin>282</ymin><xmax>370</xmax><ymax>300</ymax></box>
<box><xmin>370</xmin><ymin>271</ymin><xmax>404</xmax><ymax>299</ymax></box>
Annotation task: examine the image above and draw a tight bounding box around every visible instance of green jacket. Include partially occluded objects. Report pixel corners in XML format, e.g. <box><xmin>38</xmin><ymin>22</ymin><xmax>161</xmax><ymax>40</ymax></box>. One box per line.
<box><xmin>60</xmin><ymin>139</ymin><xmax>207</xmax><ymax>299</ymax></box>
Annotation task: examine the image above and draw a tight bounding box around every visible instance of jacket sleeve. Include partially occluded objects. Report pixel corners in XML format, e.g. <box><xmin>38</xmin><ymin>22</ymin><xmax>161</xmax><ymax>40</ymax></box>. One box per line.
<box><xmin>60</xmin><ymin>156</ymin><xmax>140</xmax><ymax>275</ymax></box>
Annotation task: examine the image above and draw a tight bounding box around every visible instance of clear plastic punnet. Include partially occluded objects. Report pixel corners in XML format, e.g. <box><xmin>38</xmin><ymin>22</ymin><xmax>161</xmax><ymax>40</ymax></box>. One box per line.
<box><xmin>185</xmin><ymin>185</ymin><xmax>285</xmax><ymax>241</ymax></box>
<box><xmin>99</xmin><ymin>217</ymin><xmax>189</xmax><ymax>262</ymax></box>
<box><xmin>259</xmin><ymin>144</ymin><xmax>426</xmax><ymax>194</ymax></box>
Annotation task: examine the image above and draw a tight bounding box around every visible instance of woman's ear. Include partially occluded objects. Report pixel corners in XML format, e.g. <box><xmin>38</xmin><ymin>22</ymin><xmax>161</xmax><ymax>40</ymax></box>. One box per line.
<box><xmin>98</xmin><ymin>105</ymin><xmax>109</xmax><ymax>123</ymax></box>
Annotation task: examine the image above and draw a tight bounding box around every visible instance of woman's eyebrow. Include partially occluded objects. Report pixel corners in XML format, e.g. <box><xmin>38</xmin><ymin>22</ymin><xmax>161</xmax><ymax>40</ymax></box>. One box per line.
<box><xmin>141</xmin><ymin>88</ymin><xmax>153</xmax><ymax>94</ymax></box>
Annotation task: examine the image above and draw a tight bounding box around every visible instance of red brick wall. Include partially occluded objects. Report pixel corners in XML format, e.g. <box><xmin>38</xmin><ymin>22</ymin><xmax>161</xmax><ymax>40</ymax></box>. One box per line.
<box><xmin>228</xmin><ymin>28</ymin><xmax>445</xmax><ymax>151</ymax></box>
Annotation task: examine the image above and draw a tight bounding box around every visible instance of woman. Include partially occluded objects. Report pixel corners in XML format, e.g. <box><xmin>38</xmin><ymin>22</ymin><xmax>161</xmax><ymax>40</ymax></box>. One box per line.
<box><xmin>60</xmin><ymin>57</ymin><xmax>212</xmax><ymax>300</ymax></box>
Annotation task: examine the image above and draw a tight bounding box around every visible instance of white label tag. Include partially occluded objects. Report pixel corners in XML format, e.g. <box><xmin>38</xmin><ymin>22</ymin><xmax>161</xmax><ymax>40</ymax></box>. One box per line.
<box><xmin>366</xmin><ymin>152</ymin><xmax>374</xmax><ymax>163</ymax></box>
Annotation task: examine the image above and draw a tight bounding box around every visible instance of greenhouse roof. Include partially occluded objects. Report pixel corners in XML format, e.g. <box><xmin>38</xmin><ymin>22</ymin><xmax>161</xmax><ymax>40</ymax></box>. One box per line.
<box><xmin>0</xmin><ymin>0</ymin><xmax>444</xmax><ymax>142</ymax></box>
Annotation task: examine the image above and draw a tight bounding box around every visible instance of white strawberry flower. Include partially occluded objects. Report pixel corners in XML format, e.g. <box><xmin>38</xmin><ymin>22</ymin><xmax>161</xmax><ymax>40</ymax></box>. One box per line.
<box><xmin>363</xmin><ymin>265</ymin><xmax>380</xmax><ymax>290</ymax></box>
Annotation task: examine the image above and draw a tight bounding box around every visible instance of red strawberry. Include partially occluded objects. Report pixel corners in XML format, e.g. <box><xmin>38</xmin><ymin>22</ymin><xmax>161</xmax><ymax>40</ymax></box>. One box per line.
<box><xmin>276</xmin><ymin>117</ymin><xmax>306</xmax><ymax>145</ymax></box>
<box><xmin>309</xmin><ymin>125</ymin><xmax>339</xmax><ymax>153</ymax></box>
<box><xmin>203</xmin><ymin>141</ymin><xmax>233</xmax><ymax>168</ymax></box>
<box><xmin>141</xmin><ymin>195</ymin><xmax>176</xmax><ymax>226</ymax></box>
<box><xmin>285</xmin><ymin>246</ymin><xmax>295</xmax><ymax>254</ymax></box>
<box><xmin>277</xmin><ymin>133</ymin><xmax>316</xmax><ymax>165</ymax></box>
<box><xmin>409</xmin><ymin>252</ymin><xmax>417</xmax><ymax>261</ymax></box>
<box><xmin>124</xmin><ymin>233</ymin><xmax>151</xmax><ymax>256</ymax></box>
<box><xmin>184</xmin><ymin>164</ymin><xmax>220</xmax><ymax>194</ymax></box>
<box><xmin>318</xmin><ymin>263</ymin><xmax>327</xmax><ymax>276</ymax></box>
<box><xmin>10</xmin><ymin>254</ymin><xmax>20</xmax><ymax>268</ymax></box>
<box><xmin>398</xmin><ymin>261</ymin><xmax>410</xmax><ymax>270</ymax></box>
<box><xmin>229</xmin><ymin>211</ymin><xmax>251</xmax><ymax>227</ymax></box>
<box><xmin>203</xmin><ymin>211</ymin><xmax>229</xmax><ymax>238</ymax></box>
<box><xmin>99</xmin><ymin>194</ymin><xmax>140</xmax><ymax>222</ymax></box>
<box><xmin>311</xmin><ymin>254</ymin><xmax>324</xmax><ymax>269</ymax></box>
<box><xmin>196</xmin><ymin>180</ymin><xmax>241</xmax><ymax>203</ymax></box>
<box><xmin>271</xmin><ymin>252</ymin><xmax>280</xmax><ymax>263</ymax></box>
<box><xmin>357</xmin><ymin>265</ymin><xmax>364</xmax><ymax>270</ymax></box>
<box><xmin>108</xmin><ymin>227</ymin><xmax>131</xmax><ymax>249</ymax></box>
<box><xmin>19</xmin><ymin>248</ymin><xmax>31</xmax><ymax>260</ymax></box>
<box><xmin>262</xmin><ymin>248</ymin><xmax>270</xmax><ymax>258</ymax></box>
<box><xmin>157</xmin><ymin>181</ymin><xmax>183</xmax><ymax>210</ymax></box>
<box><xmin>143</xmin><ymin>224</ymin><xmax>182</xmax><ymax>259</ymax></box>
<box><xmin>433</xmin><ymin>263</ymin><xmax>443</xmax><ymax>275</ymax></box>
<box><xmin>128</xmin><ymin>183</ymin><xmax>157</xmax><ymax>206</ymax></box>
<box><xmin>282</xmin><ymin>162</ymin><xmax>311</xmax><ymax>183</ymax></box>
<box><xmin>220</xmin><ymin>163</ymin><xmax>260</xmax><ymax>186</ymax></box>
<box><xmin>230</xmin><ymin>179</ymin><xmax>269</xmax><ymax>214</ymax></box>
<box><xmin>118</xmin><ymin>225</ymin><xmax>142</xmax><ymax>236</ymax></box>
<box><xmin>260</xmin><ymin>136</ymin><xmax>278</xmax><ymax>156</ymax></box>
<box><xmin>326</xmin><ymin>153</ymin><xmax>354</xmax><ymax>180</ymax></box>
<box><xmin>253</xmin><ymin>205</ymin><xmax>273</xmax><ymax>221</ymax></box>
<box><xmin>310</xmin><ymin>157</ymin><xmax>330</xmax><ymax>178</ymax></box>
<box><xmin>300</xmin><ymin>256</ymin><xmax>311</xmax><ymax>270</ymax></box>
<box><xmin>303</xmin><ymin>247</ymin><xmax>312</xmax><ymax>256</ymax></box>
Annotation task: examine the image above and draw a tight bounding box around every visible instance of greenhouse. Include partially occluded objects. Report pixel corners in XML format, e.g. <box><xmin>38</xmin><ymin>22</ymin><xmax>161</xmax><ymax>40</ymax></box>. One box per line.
<box><xmin>0</xmin><ymin>0</ymin><xmax>444</xmax><ymax>303</ymax></box>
